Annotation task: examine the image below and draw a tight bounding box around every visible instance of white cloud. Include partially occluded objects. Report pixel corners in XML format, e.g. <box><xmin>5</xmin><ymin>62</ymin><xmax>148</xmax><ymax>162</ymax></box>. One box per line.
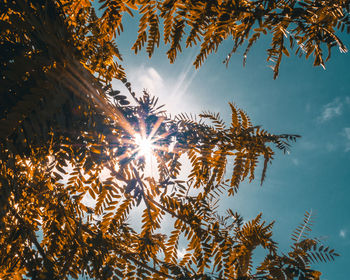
<box><xmin>318</xmin><ymin>98</ymin><xmax>343</xmax><ymax>122</ymax></box>
<box><xmin>121</xmin><ymin>64</ymin><xmax>200</xmax><ymax>115</ymax></box>
<box><xmin>305</xmin><ymin>103</ymin><xmax>311</xmax><ymax>113</ymax></box>
<box><xmin>137</xmin><ymin>67</ymin><xmax>164</xmax><ymax>95</ymax></box>
<box><xmin>326</xmin><ymin>143</ymin><xmax>336</xmax><ymax>152</ymax></box>
<box><xmin>339</xmin><ymin>229</ymin><xmax>347</xmax><ymax>238</ymax></box>
<box><xmin>343</xmin><ymin>127</ymin><xmax>350</xmax><ymax>152</ymax></box>
<box><xmin>344</xmin><ymin>127</ymin><xmax>350</xmax><ymax>139</ymax></box>
<box><xmin>345</xmin><ymin>96</ymin><xmax>350</xmax><ymax>105</ymax></box>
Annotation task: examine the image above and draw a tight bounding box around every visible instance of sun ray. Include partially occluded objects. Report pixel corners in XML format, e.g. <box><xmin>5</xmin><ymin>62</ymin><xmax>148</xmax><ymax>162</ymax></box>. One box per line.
<box><xmin>139</xmin><ymin>118</ymin><xmax>147</xmax><ymax>139</ymax></box>
<box><xmin>54</xmin><ymin>63</ymin><xmax>138</xmax><ymax>137</ymax></box>
<box><xmin>148</xmin><ymin>116</ymin><xmax>165</xmax><ymax>139</ymax></box>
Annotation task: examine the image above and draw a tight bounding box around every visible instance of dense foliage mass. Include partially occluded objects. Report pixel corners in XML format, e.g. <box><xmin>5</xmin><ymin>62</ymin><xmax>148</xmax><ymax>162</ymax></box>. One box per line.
<box><xmin>61</xmin><ymin>0</ymin><xmax>350</xmax><ymax>80</ymax></box>
<box><xmin>0</xmin><ymin>0</ymin><xmax>346</xmax><ymax>279</ymax></box>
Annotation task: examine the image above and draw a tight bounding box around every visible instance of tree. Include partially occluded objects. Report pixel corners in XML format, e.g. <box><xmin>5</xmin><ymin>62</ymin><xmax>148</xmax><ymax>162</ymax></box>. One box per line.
<box><xmin>0</xmin><ymin>0</ymin><xmax>345</xmax><ymax>279</ymax></box>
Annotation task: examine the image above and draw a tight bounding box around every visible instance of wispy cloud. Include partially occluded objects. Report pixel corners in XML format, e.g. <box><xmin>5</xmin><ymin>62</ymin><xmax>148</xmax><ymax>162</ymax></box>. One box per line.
<box><xmin>326</xmin><ymin>143</ymin><xmax>336</xmax><ymax>152</ymax></box>
<box><xmin>339</xmin><ymin>229</ymin><xmax>347</xmax><ymax>238</ymax></box>
<box><xmin>291</xmin><ymin>158</ymin><xmax>299</xmax><ymax>166</ymax></box>
<box><xmin>343</xmin><ymin>127</ymin><xmax>350</xmax><ymax>152</ymax></box>
<box><xmin>168</xmin><ymin>56</ymin><xmax>199</xmax><ymax>101</ymax></box>
<box><xmin>345</xmin><ymin>96</ymin><xmax>350</xmax><ymax>105</ymax></box>
<box><xmin>305</xmin><ymin>103</ymin><xmax>311</xmax><ymax>113</ymax></box>
<box><xmin>318</xmin><ymin>98</ymin><xmax>343</xmax><ymax>122</ymax></box>
<box><xmin>123</xmin><ymin>63</ymin><xmax>200</xmax><ymax>114</ymax></box>
<box><xmin>136</xmin><ymin>67</ymin><xmax>164</xmax><ymax>95</ymax></box>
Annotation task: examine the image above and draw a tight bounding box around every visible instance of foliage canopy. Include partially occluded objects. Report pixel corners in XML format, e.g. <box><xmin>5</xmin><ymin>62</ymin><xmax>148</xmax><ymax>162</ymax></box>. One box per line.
<box><xmin>0</xmin><ymin>0</ymin><xmax>345</xmax><ymax>279</ymax></box>
<box><xmin>62</xmin><ymin>0</ymin><xmax>350</xmax><ymax>80</ymax></box>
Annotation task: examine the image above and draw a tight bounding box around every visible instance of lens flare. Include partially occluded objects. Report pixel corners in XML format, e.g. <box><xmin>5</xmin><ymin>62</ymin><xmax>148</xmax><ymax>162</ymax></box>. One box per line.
<box><xmin>134</xmin><ymin>133</ymin><xmax>154</xmax><ymax>158</ymax></box>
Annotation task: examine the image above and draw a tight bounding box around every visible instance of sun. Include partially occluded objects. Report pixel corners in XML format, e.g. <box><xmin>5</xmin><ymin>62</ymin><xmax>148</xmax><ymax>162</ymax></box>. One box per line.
<box><xmin>114</xmin><ymin>116</ymin><xmax>169</xmax><ymax>167</ymax></box>
<box><xmin>134</xmin><ymin>133</ymin><xmax>154</xmax><ymax>158</ymax></box>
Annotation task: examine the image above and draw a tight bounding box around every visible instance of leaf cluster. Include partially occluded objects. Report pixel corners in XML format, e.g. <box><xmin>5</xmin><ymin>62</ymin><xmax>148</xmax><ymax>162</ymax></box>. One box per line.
<box><xmin>89</xmin><ymin>0</ymin><xmax>350</xmax><ymax>79</ymax></box>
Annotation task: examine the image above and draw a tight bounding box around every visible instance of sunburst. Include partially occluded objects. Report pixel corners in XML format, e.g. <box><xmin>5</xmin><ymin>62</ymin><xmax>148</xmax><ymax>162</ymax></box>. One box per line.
<box><xmin>114</xmin><ymin>116</ymin><xmax>170</xmax><ymax>165</ymax></box>
<box><xmin>134</xmin><ymin>133</ymin><xmax>154</xmax><ymax>158</ymax></box>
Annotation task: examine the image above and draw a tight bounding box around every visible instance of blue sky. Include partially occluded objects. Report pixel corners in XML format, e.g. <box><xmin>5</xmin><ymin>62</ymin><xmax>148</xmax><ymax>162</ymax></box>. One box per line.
<box><xmin>108</xmin><ymin>15</ymin><xmax>350</xmax><ymax>279</ymax></box>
